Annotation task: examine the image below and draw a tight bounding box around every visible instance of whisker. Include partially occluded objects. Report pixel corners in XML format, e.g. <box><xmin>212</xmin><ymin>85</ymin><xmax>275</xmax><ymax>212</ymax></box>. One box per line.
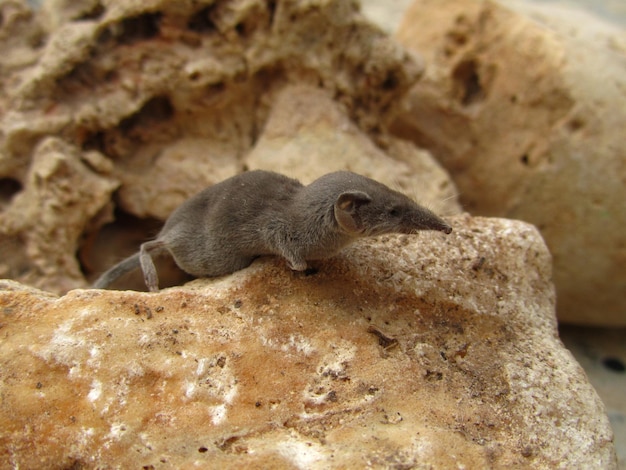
<box><xmin>440</xmin><ymin>192</ymin><xmax>461</xmax><ymax>204</ymax></box>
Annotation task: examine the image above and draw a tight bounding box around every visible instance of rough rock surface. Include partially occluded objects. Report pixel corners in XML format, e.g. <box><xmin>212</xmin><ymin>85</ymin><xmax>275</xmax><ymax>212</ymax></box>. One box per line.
<box><xmin>394</xmin><ymin>0</ymin><xmax>626</xmax><ymax>325</ymax></box>
<box><xmin>0</xmin><ymin>137</ymin><xmax>118</xmax><ymax>292</ymax></box>
<box><xmin>0</xmin><ymin>216</ymin><xmax>616</xmax><ymax>468</ymax></box>
<box><xmin>246</xmin><ymin>84</ymin><xmax>460</xmax><ymax>212</ymax></box>
<box><xmin>0</xmin><ymin>0</ymin><xmax>425</xmax><ymax>294</ymax></box>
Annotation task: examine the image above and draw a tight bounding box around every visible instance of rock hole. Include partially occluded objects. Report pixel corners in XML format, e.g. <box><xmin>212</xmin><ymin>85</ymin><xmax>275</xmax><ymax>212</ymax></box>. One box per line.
<box><xmin>80</xmin><ymin>207</ymin><xmax>190</xmax><ymax>290</ymax></box>
<box><xmin>57</xmin><ymin>61</ymin><xmax>118</xmax><ymax>97</ymax></box>
<box><xmin>452</xmin><ymin>59</ymin><xmax>484</xmax><ymax>106</ymax></box>
<box><xmin>235</xmin><ymin>21</ymin><xmax>247</xmax><ymax>36</ymax></box>
<box><xmin>198</xmin><ymin>447</ymin><xmax>208</xmax><ymax>453</ymax></box>
<box><xmin>100</xmin><ymin>12</ymin><xmax>162</xmax><ymax>45</ymax></box>
<box><xmin>103</xmin><ymin>69</ymin><xmax>118</xmax><ymax>82</ymax></box>
<box><xmin>567</xmin><ymin>117</ymin><xmax>585</xmax><ymax>132</ymax></box>
<box><xmin>81</xmin><ymin>130</ymin><xmax>106</xmax><ymax>153</ymax></box>
<box><xmin>0</xmin><ymin>177</ymin><xmax>22</xmax><ymax>207</ymax></box>
<box><xmin>119</xmin><ymin>95</ymin><xmax>174</xmax><ymax>135</ymax></box>
<box><xmin>425</xmin><ymin>370</ymin><xmax>443</xmax><ymax>381</ymax></box>
<box><xmin>188</xmin><ymin>5</ymin><xmax>217</xmax><ymax>33</ymax></box>
<box><xmin>75</xmin><ymin>2</ymin><xmax>106</xmax><ymax>21</ymax></box>
<box><xmin>521</xmin><ymin>446</ymin><xmax>534</xmax><ymax>458</ymax></box>
<box><xmin>520</xmin><ymin>154</ymin><xmax>529</xmax><ymax>166</ymax></box>
<box><xmin>602</xmin><ymin>357</ymin><xmax>625</xmax><ymax>373</ymax></box>
<box><xmin>79</xmin><ymin>127</ymin><xmax>129</xmax><ymax>159</ymax></box>
<box><xmin>234</xmin><ymin>15</ymin><xmax>259</xmax><ymax>38</ymax></box>
<box><xmin>447</xmin><ymin>30</ymin><xmax>468</xmax><ymax>47</ymax></box>
<box><xmin>79</xmin><ymin>208</ymin><xmax>162</xmax><ymax>276</ymax></box>
<box><xmin>267</xmin><ymin>0</ymin><xmax>277</xmax><ymax>27</ymax></box>
<box><xmin>119</xmin><ymin>12</ymin><xmax>161</xmax><ymax>44</ymax></box>
<box><xmin>381</xmin><ymin>72</ymin><xmax>398</xmax><ymax>91</ymax></box>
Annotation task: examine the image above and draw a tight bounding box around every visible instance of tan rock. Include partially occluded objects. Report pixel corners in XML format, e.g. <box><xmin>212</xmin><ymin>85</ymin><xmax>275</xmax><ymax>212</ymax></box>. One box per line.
<box><xmin>0</xmin><ymin>0</ymin><xmax>43</xmax><ymax>79</ymax></box>
<box><xmin>394</xmin><ymin>0</ymin><xmax>626</xmax><ymax>325</ymax></box>
<box><xmin>360</xmin><ymin>0</ymin><xmax>415</xmax><ymax>34</ymax></box>
<box><xmin>0</xmin><ymin>216</ymin><xmax>616</xmax><ymax>468</ymax></box>
<box><xmin>0</xmin><ymin>137</ymin><xmax>118</xmax><ymax>292</ymax></box>
<box><xmin>0</xmin><ymin>0</ymin><xmax>423</xmax><ymax>293</ymax></box>
<box><xmin>246</xmin><ymin>85</ymin><xmax>461</xmax><ymax>213</ymax></box>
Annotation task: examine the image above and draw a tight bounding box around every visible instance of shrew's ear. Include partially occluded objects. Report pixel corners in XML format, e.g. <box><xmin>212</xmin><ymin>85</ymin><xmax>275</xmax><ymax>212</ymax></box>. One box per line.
<box><xmin>334</xmin><ymin>191</ymin><xmax>371</xmax><ymax>233</ymax></box>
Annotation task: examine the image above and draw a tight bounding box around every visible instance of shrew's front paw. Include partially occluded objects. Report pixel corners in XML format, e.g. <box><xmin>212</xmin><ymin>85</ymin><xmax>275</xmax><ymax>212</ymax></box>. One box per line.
<box><xmin>287</xmin><ymin>258</ymin><xmax>308</xmax><ymax>271</ymax></box>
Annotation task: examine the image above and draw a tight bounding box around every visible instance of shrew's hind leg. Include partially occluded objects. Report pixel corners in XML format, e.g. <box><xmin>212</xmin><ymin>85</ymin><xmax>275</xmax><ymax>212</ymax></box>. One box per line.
<box><xmin>140</xmin><ymin>239</ymin><xmax>168</xmax><ymax>292</ymax></box>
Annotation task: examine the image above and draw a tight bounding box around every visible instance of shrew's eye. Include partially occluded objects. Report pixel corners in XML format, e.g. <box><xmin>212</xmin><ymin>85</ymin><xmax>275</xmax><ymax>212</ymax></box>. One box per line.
<box><xmin>389</xmin><ymin>207</ymin><xmax>400</xmax><ymax>217</ymax></box>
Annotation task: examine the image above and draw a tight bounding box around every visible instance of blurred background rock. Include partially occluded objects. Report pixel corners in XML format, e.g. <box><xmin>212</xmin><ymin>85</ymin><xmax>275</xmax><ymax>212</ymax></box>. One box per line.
<box><xmin>360</xmin><ymin>0</ymin><xmax>626</xmax><ymax>466</ymax></box>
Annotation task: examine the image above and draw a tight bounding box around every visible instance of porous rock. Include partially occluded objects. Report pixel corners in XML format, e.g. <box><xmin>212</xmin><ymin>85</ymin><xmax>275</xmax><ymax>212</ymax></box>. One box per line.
<box><xmin>393</xmin><ymin>0</ymin><xmax>626</xmax><ymax>325</ymax></box>
<box><xmin>0</xmin><ymin>216</ymin><xmax>616</xmax><ymax>468</ymax></box>
<box><xmin>0</xmin><ymin>137</ymin><xmax>118</xmax><ymax>293</ymax></box>
<box><xmin>246</xmin><ymin>84</ymin><xmax>461</xmax><ymax>213</ymax></box>
<box><xmin>0</xmin><ymin>0</ymin><xmax>423</xmax><ymax>294</ymax></box>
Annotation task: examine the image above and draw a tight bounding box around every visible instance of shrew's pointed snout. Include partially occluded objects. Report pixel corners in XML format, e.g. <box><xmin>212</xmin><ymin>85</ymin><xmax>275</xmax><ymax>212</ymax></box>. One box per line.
<box><xmin>440</xmin><ymin>223</ymin><xmax>453</xmax><ymax>234</ymax></box>
<box><xmin>412</xmin><ymin>207</ymin><xmax>453</xmax><ymax>235</ymax></box>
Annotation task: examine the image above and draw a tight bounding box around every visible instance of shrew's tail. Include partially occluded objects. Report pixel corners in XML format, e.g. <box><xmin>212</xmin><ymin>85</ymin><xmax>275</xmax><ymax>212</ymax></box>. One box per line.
<box><xmin>93</xmin><ymin>253</ymin><xmax>141</xmax><ymax>289</ymax></box>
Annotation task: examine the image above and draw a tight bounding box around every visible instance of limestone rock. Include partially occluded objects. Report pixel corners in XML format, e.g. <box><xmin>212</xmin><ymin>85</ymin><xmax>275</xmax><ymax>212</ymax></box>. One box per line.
<box><xmin>360</xmin><ymin>0</ymin><xmax>415</xmax><ymax>34</ymax></box>
<box><xmin>0</xmin><ymin>137</ymin><xmax>118</xmax><ymax>292</ymax></box>
<box><xmin>246</xmin><ymin>85</ymin><xmax>461</xmax><ymax>213</ymax></box>
<box><xmin>0</xmin><ymin>0</ymin><xmax>424</xmax><ymax>294</ymax></box>
<box><xmin>394</xmin><ymin>0</ymin><xmax>626</xmax><ymax>325</ymax></box>
<box><xmin>0</xmin><ymin>216</ymin><xmax>616</xmax><ymax>468</ymax></box>
<box><xmin>0</xmin><ymin>0</ymin><xmax>44</xmax><ymax>77</ymax></box>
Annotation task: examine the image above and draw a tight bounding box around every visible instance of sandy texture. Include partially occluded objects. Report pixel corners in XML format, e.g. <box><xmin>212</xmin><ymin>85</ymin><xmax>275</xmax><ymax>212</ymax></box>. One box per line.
<box><xmin>393</xmin><ymin>0</ymin><xmax>626</xmax><ymax>325</ymax></box>
<box><xmin>0</xmin><ymin>216</ymin><xmax>616</xmax><ymax>468</ymax></box>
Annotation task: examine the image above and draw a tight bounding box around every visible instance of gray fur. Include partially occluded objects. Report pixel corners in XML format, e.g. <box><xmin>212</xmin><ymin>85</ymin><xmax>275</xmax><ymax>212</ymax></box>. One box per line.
<box><xmin>93</xmin><ymin>170</ymin><xmax>452</xmax><ymax>291</ymax></box>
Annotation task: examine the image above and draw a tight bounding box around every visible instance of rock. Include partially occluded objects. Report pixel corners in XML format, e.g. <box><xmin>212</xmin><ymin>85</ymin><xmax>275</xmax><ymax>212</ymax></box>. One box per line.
<box><xmin>0</xmin><ymin>137</ymin><xmax>118</xmax><ymax>292</ymax></box>
<box><xmin>0</xmin><ymin>216</ymin><xmax>616</xmax><ymax>468</ymax></box>
<box><xmin>0</xmin><ymin>0</ymin><xmax>423</xmax><ymax>294</ymax></box>
<box><xmin>359</xmin><ymin>0</ymin><xmax>415</xmax><ymax>33</ymax></box>
<box><xmin>393</xmin><ymin>0</ymin><xmax>626</xmax><ymax>325</ymax></box>
<box><xmin>0</xmin><ymin>0</ymin><xmax>44</xmax><ymax>77</ymax></box>
<box><xmin>246</xmin><ymin>85</ymin><xmax>460</xmax><ymax>213</ymax></box>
